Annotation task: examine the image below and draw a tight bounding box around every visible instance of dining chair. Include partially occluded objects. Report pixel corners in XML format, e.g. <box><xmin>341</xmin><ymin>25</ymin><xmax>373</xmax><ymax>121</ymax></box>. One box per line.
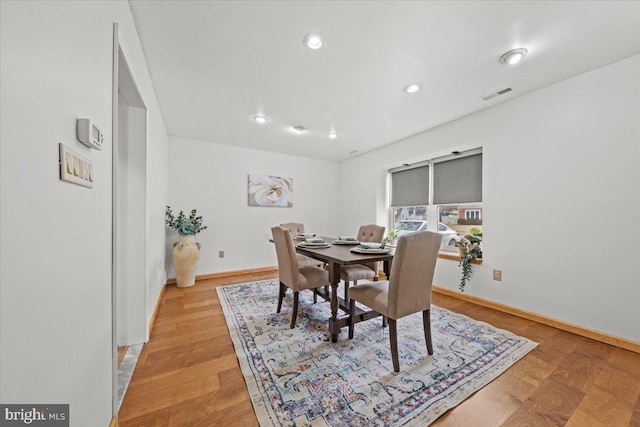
<box><xmin>339</xmin><ymin>224</ymin><xmax>385</xmax><ymax>301</ymax></box>
<box><xmin>280</xmin><ymin>222</ymin><xmax>323</xmax><ymax>268</ymax></box>
<box><xmin>348</xmin><ymin>230</ymin><xmax>441</xmax><ymax>372</ymax></box>
<box><xmin>271</xmin><ymin>226</ymin><xmax>330</xmax><ymax>329</ymax></box>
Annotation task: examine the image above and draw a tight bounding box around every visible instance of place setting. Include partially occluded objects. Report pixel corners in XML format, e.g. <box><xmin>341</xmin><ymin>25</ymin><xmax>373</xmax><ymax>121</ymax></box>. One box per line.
<box><xmin>331</xmin><ymin>236</ymin><xmax>360</xmax><ymax>245</ymax></box>
<box><xmin>297</xmin><ymin>236</ymin><xmax>331</xmax><ymax>249</ymax></box>
<box><xmin>294</xmin><ymin>232</ymin><xmax>316</xmax><ymax>241</ymax></box>
<box><xmin>350</xmin><ymin>241</ymin><xmax>391</xmax><ymax>254</ymax></box>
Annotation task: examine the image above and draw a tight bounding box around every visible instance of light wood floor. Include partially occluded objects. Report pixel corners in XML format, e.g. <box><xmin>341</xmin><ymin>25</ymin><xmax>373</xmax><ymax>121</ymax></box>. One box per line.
<box><xmin>118</xmin><ymin>272</ymin><xmax>640</xmax><ymax>426</ymax></box>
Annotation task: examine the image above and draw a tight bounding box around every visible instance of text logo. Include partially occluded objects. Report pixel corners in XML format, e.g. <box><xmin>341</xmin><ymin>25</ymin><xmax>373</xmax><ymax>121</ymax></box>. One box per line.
<box><xmin>0</xmin><ymin>405</ymin><xmax>68</xmax><ymax>426</ymax></box>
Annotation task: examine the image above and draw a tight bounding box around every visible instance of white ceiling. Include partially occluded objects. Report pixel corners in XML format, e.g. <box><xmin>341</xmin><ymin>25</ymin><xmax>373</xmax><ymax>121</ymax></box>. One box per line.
<box><xmin>129</xmin><ymin>1</ymin><xmax>640</xmax><ymax>162</ymax></box>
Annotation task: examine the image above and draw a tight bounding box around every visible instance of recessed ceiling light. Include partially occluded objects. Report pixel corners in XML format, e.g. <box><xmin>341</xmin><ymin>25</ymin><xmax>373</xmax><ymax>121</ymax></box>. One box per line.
<box><xmin>328</xmin><ymin>132</ymin><xmax>338</xmax><ymax>139</ymax></box>
<box><xmin>303</xmin><ymin>33</ymin><xmax>324</xmax><ymax>50</ymax></box>
<box><xmin>293</xmin><ymin>126</ymin><xmax>306</xmax><ymax>134</ymax></box>
<box><xmin>403</xmin><ymin>83</ymin><xmax>422</xmax><ymax>94</ymax></box>
<box><xmin>253</xmin><ymin>115</ymin><xmax>267</xmax><ymax>124</ymax></box>
<box><xmin>499</xmin><ymin>48</ymin><xmax>528</xmax><ymax>65</ymax></box>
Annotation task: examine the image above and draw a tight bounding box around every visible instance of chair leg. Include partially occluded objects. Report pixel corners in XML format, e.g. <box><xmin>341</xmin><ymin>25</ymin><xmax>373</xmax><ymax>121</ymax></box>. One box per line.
<box><xmin>344</xmin><ymin>281</ymin><xmax>349</xmax><ymax>302</ymax></box>
<box><xmin>276</xmin><ymin>281</ymin><xmax>286</xmax><ymax>313</ymax></box>
<box><xmin>423</xmin><ymin>309</ymin><xmax>433</xmax><ymax>355</ymax></box>
<box><xmin>389</xmin><ymin>318</ymin><xmax>400</xmax><ymax>372</ymax></box>
<box><xmin>290</xmin><ymin>291</ymin><xmax>299</xmax><ymax>329</ymax></box>
<box><xmin>313</xmin><ymin>288</ymin><xmax>317</xmax><ymax>304</ymax></box>
<box><xmin>382</xmin><ymin>316</ymin><xmax>388</xmax><ymax>328</ymax></box>
<box><xmin>348</xmin><ymin>298</ymin><xmax>356</xmax><ymax>339</ymax></box>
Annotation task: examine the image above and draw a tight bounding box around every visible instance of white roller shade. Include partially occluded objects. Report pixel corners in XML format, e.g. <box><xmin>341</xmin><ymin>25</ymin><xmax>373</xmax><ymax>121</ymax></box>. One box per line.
<box><xmin>390</xmin><ymin>165</ymin><xmax>429</xmax><ymax>207</ymax></box>
<box><xmin>433</xmin><ymin>153</ymin><xmax>482</xmax><ymax>204</ymax></box>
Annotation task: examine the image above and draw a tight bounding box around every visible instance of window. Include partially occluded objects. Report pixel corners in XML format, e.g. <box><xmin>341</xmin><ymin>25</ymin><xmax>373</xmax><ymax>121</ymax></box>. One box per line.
<box><xmin>389</xmin><ymin>149</ymin><xmax>482</xmax><ymax>252</ymax></box>
<box><xmin>465</xmin><ymin>210</ymin><xmax>481</xmax><ymax>220</ymax></box>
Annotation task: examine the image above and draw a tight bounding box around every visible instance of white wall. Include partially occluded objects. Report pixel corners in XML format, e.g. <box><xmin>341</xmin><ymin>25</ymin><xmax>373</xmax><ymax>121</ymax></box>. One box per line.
<box><xmin>0</xmin><ymin>1</ymin><xmax>168</xmax><ymax>425</ymax></box>
<box><xmin>167</xmin><ymin>136</ymin><xmax>342</xmax><ymax>277</ymax></box>
<box><xmin>340</xmin><ymin>54</ymin><xmax>640</xmax><ymax>342</ymax></box>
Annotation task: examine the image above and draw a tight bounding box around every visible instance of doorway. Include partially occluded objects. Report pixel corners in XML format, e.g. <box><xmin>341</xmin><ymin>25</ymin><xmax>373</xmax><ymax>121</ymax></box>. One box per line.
<box><xmin>111</xmin><ymin>24</ymin><xmax>148</xmax><ymax>416</ymax></box>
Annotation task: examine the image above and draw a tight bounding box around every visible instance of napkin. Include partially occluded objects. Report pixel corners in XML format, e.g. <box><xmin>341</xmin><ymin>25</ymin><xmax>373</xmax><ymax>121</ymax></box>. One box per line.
<box><xmin>305</xmin><ymin>238</ymin><xmax>324</xmax><ymax>243</ymax></box>
<box><xmin>359</xmin><ymin>242</ymin><xmax>384</xmax><ymax>249</ymax></box>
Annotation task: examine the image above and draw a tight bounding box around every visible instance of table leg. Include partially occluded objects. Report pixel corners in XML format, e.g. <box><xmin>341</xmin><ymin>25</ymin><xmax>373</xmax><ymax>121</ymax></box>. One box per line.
<box><xmin>383</xmin><ymin>259</ymin><xmax>392</xmax><ymax>278</ymax></box>
<box><xmin>328</xmin><ymin>262</ymin><xmax>341</xmax><ymax>343</ymax></box>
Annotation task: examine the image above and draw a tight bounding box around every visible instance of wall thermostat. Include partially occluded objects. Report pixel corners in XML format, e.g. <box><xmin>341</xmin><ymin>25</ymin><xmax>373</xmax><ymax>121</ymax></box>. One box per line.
<box><xmin>76</xmin><ymin>118</ymin><xmax>103</xmax><ymax>150</ymax></box>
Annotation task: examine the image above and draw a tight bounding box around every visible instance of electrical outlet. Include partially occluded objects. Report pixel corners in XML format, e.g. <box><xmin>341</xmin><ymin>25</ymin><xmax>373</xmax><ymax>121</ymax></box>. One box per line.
<box><xmin>218</xmin><ymin>250</ymin><xmax>225</xmax><ymax>258</ymax></box>
<box><xmin>493</xmin><ymin>269</ymin><xmax>502</xmax><ymax>281</ymax></box>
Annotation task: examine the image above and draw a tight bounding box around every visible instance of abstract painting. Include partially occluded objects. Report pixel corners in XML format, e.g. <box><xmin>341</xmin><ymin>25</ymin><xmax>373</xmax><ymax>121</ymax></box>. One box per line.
<box><xmin>248</xmin><ymin>174</ymin><xmax>293</xmax><ymax>207</ymax></box>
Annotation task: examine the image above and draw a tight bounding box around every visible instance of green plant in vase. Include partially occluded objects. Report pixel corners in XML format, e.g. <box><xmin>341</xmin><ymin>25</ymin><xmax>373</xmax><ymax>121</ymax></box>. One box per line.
<box><xmin>165</xmin><ymin>206</ymin><xmax>208</xmax><ymax>235</ymax></box>
<box><xmin>165</xmin><ymin>206</ymin><xmax>207</xmax><ymax>288</ymax></box>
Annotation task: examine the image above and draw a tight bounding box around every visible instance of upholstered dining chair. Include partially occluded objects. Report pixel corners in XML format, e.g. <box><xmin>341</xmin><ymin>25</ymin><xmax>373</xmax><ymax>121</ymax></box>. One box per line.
<box><xmin>280</xmin><ymin>222</ymin><xmax>323</xmax><ymax>268</ymax></box>
<box><xmin>271</xmin><ymin>226</ymin><xmax>330</xmax><ymax>329</ymax></box>
<box><xmin>339</xmin><ymin>224</ymin><xmax>385</xmax><ymax>301</ymax></box>
<box><xmin>348</xmin><ymin>230</ymin><xmax>441</xmax><ymax>372</ymax></box>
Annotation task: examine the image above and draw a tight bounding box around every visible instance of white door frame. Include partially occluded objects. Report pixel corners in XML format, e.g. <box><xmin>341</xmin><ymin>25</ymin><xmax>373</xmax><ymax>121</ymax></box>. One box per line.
<box><xmin>111</xmin><ymin>22</ymin><xmax>149</xmax><ymax>416</ymax></box>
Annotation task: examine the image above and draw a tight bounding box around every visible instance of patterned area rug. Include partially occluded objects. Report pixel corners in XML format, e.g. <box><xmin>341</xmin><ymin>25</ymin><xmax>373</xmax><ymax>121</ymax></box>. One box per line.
<box><xmin>217</xmin><ymin>280</ymin><xmax>537</xmax><ymax>426</ymax></box>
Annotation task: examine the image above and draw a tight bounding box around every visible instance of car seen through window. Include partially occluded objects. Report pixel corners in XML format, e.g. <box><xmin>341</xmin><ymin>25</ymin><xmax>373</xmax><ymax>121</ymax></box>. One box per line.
<box><xmin>394</xmin><ymin>220</ymin><xmax>457</xmax><ymax>249</ymax></box>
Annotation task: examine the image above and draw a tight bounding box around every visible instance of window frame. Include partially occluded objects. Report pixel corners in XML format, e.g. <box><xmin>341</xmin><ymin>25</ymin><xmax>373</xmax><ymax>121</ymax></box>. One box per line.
<box><xmin>388</xmin><ymin>148</ymin><xmax>482</xmax><ymax>252</ymax></box>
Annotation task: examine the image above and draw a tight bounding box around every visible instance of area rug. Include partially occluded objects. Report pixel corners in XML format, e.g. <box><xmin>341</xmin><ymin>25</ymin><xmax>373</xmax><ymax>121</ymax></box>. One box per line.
<box><xmin>217</xmin><ymin>280</ymin><xmax>537</xmax><ymax>426</ymax></box>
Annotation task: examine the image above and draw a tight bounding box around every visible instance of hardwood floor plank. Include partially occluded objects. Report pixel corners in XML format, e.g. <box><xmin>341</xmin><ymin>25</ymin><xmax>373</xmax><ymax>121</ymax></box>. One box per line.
<box><xmin>432</xmin><ymin>372</ymin><xmax>535</xmax><ymax>426</ymax></box>
<box><xmin>548</xmin><ymin>351</ymin><xmax>606</xmax><ymax>393</ymax></box>
<box><xmin>119</xmin><ymin>407</ymin><xmax>170</xmax><ymax>427</ymax></box>
<box><xmin>167</xmin><ymin>368</ymin><xmax>257</xmax><ymax>427</ymax></box>
<box><xmin>630</xmin><ymin>394</ymin><xmax>640</xmax><ymax>426</ymax></box>
<box><xmin>119</xmin><ymin>359</ymin><xmax>223</xmax><ymax>421</ymax></box>
<box><xmin>593</xmin><ymin>365</ymin><xmax>640</xmax><ymax>406</ymax></box>
<box><xmin>119</xmin><ymin>272</ymin><xmax>640</xmax><ymax>426</ymax></box>
<box><xmin>134</xmin><ymin>335</ymin><xmax>235</xmax><ymax>379</ymax></box>
<box><xmin>567</xmin><ymin>385</ymin><xmax>634</xmax><ymax>426</ymax></box>
<box><xmin>520</xmin><ymin>379</ymin><xmax>584</xmax><ymax>425</ymax></box>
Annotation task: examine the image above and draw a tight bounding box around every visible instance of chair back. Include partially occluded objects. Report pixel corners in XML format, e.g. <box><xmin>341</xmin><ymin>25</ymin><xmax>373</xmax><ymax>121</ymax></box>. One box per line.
<box><xmin>280</xmin><ymin>222</ymin><xmax>305</xmax><ymax>237</ymax></box>
<box><xmin>357</xmin><ymin>224</ymin><xmax>385</xmax><ymax>243</ymax></box>
<box><xmin>271</xmin><ymin>226</ymin><xmax>300</xmax><ymax>290</ymax></box>
<box><xmin>387</xmin><ymin>231</ymin><xmax>441</xmax><ymax>319</ymax></box>
<box><xmin>357</xmin><ymin>224</ymin><xmax>385</xmax><ymax>273</ymax></box>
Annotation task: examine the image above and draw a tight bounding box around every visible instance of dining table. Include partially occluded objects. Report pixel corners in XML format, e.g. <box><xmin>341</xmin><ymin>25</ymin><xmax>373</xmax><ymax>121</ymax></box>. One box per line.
<box><xmin>294</xmin><ymin>237</ymin><xmax>395</xmax><ymax>343</ymax></box>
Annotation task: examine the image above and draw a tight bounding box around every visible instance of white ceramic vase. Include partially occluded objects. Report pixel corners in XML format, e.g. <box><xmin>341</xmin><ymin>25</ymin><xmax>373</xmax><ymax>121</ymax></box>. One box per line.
<box><xmin>173</xmin><ymin>234</ymin><xmax>200</xmax><ymax>288</ymax></box>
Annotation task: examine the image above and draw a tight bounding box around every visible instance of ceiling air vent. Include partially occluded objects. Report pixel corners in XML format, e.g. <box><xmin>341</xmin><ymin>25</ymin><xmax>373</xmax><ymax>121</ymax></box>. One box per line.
<box><xmin>481</xmin><ymin>87</ymin><xmax>512</xmax><ymax>101</ymax></box>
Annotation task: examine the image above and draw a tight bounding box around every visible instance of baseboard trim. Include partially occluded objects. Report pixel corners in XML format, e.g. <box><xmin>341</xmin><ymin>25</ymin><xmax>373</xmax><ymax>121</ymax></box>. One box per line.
<box><xmin>166</xmin><ymin>266</ymin><xmax>279</xmax><ymax>285</ymax></box>
<box><xmin>433</xmin><ymin>286</ymin><xmax>640</xmax><ymax>354</ymax></box>
<box><xmin>109</xmin><ymin>416</ymin><xmax>118</xmax><ymax>427</ymax></box>
<box><xmin>148</xmin><ymin>284</ymin><xmax>166</xmax><ymax>337</ymax></box>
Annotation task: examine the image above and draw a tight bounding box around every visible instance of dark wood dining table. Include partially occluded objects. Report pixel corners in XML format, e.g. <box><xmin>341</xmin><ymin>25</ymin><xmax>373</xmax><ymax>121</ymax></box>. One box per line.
<box><xmin>295</xmin><ymin>237</ymin><xmax>394</xmax><ymax>342</ymax></box>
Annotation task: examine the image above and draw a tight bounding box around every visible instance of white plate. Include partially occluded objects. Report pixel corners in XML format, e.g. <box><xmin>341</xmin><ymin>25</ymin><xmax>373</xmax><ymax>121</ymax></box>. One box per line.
<box><xmin>299</xmin><ymin>241</ymin><xmax>328</xmax><ymax>246</ymax></box>
<box><xmin>350</xmin><ymin>247</ymin><xmax>390</xmax><ymax>254</ymax></box>
<box><xmin>299</xmin><ymin>243</ymin><xmax>330</xmax><ymax>249</ymax></box>
<box><xmin>332</xmin><ymin>240</ymin><xmax>361</xmax><ymax>245</ymax></box>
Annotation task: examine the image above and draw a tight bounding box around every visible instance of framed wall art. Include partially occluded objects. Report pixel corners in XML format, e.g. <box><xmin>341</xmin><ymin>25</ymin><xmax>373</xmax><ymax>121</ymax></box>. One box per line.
<box><xmin>248</xmin><ymin>174</ymin><xmax>293</xmax><ymax>207</ymax></box>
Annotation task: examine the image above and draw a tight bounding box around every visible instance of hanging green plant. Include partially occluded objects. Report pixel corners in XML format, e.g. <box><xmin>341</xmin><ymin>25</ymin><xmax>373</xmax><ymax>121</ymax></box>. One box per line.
<box><xmin>452</xmin><ymin>228</ymin><xmax>482</xmax><ymax>292</ymax></box>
